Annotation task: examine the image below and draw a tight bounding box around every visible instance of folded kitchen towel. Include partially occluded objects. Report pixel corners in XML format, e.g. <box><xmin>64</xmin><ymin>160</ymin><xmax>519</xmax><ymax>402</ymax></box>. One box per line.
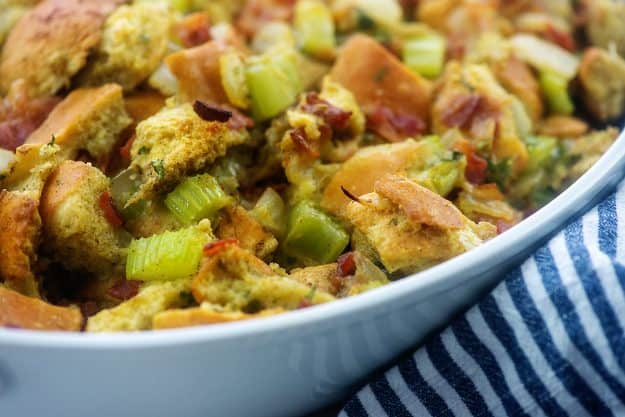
<box><xmin>341</xmin><ymin>180</ymin><xmax>625</xmax><ymax>416</ymax></box>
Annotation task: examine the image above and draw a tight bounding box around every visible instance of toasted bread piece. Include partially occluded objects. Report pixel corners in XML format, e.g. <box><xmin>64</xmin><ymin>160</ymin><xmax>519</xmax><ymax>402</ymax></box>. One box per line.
<box><xmin>0</xmin><ymin>286</ymin><xmax>82</xmax><ymax>331</ymax></box>
<box><xmin>585</xmin><ymin>0</ymin><xmax>625</xmax><ymax>57</ymax></box>
<box><xmin>192</xmin><ymin>244</ymin><xmax>334</xmax><ymax>311</ymax></box>
<box><xmin>494</xmin><ymin>56</ymin><xmax>543</xmax><ymax>122</ymax></box>
<box><xmin>330</xmin><ymin>34</ymin><xmax>432</xmax><ymax>131</ymax></box>
<box><xmin>40</xmin><ymin>160</ymin><xmax>125</xmax><ymax>275</ymax></box>
<box><xmin>153</xmin><ymin>303</ymin><xmax>283</xmax><ymax>329</ymax></box>
<box><xmin>216</xmin><ymin>206</ymin><xmax>278</xmax><ymax>259</ymax></box>
<box><xmin>0</xmin><ymin>190</ymin><xmax>40</xmax><ymax>295</ymax></box>
<box><xmin>579</xmin><ymin>48</ymin><xmax>625</xmax><ymax>122</ymax></box>
<box><xmin>128</xmin><ymin>103</ymin><xmax>248</xmax><ymax>201</ymax></box>
<box><xmin>124</xmin><ymin>91</ymin><xmax>166</xmax><ymax>125</ymax></box>
<box><xmin>0</xmin><ymin>0</ymin><xmax>125</xmax><ymax>97</ymax></box>
<box><xmin>166</xmin><ymin>41</ymin><xmax>230</xmax><ymax>105</ymax></box>
<box><xmin>288</xmin><ymin>264</ymin><xmax>337</xmax><ymax>295</ymax></box>
<box><xmin>77</xmin><ymin>3</ymin><xmax>170</xmax><ymax>91</ymax></box>
<box><xmin>86</xmin><ymin>279</ymin><xmax>190</xmax><ymax>332</ymax></box>
<box><xmin>26</xmin><ymin>84</ymin><xmax>131</xmax><ymax>160</ymax></box>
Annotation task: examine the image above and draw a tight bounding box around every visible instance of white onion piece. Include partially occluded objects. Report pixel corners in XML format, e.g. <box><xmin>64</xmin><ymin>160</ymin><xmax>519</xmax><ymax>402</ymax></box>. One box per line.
<box><xmin>510</xmin><ymin>34</ymin><xmax>579</xmax><ymax>80</ymax></box>
<box><xmin>0</xmin><ymin>148</ymin><xmax>15</xmax><ymax>175</ymax></box>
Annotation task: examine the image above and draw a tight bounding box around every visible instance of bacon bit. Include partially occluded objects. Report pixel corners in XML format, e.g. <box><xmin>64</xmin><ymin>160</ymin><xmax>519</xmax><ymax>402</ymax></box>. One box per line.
<box><xmin>298</xmin><ymin>298</ymin><xmax>313</xmax><ymax>309</ymax></box>
<box><xmin>0</xmin><ymin>95</ymin><xmax>60</xmax><ymax>151</ymax></box>
<box><xmin>544</xmin><ymin>24</ymin><xmax>576</xmax><ymax>52</ymax></box>
<box><xmin>236</xmin><ymin>0</ymin><xmax>295</xmax><ymax>38</ymax></box>
<box><xmin>496</xmin><ymin>219</ymin><xmax>515</xmax><ymax>235</ymax></box>
<box><xmin>119</xmin><ymin>135</ymin><xmax>135</xmax><ymax>162</ymax></box>
<box><xmin>446</xmin><ymin>32</ymin><xmax>467</xmax><ymax>60</ymax></box>
<box><xmin>227</xmin><ymin>107</ymin><xmax>254</xmax><ymax>130</ymax></box>
<box><xmin>441</xmin><ymin>94</ymin><xmax>482</xmax><ymax>128</ymax></box>
<box><xmin>290</xmin><ymin>127</ymin><xmax>320</xmax><ymax>158</ymax></box>
<box><xmin>303</xmin><ymin>92</ymin><xmax>352</xmax><ymax>131</ymax></box>
<box><xmin>174</xmin><ymin>12</ymin><xmax>211</xmax><ymax>48</ymax></box>
<box><xmin>454</xmin><ymin>139</ymin><xmax>488</xmax><ymax>185</ymax></box>
<box><xmin>367</xmin><ymin>106</ymin><xmax>426</xmax><ymax>142</ymax></box>
<box><xmin>193</xmin><ymin>100</ymin><xmax>233</xmax><ymax>123</ymax></box>
<box><xmin>341</xmin><ymin>186</ymin><xmax>361</xmax><ymax>203</ymax></box>
<box><xmin>79</xmin><ymin>301</ymin><xmax>101</xmax><ymax>318</ymax></box>
<box><xmin>98</xmin><ymin>191</ymin><xmax>123</xmax><ymax>228</ymax></box>
<box><xmin>107</xmin><ymin>279</ymin><xmax>141</xmax><ymax>301</ymax></box>
<box><xmin>203</xmin><ymin>238</ymin><xmax>240</xmax><ymax>256</ymax></box>
<box><xmin>336</xmin><ymin>252</ymin><xmax>357</xmax><ymax>278</ymax></box>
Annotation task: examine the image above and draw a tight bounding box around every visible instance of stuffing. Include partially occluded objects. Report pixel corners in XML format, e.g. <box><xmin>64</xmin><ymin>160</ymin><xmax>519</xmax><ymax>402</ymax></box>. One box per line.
<box><xmin>123</xmin><ymin>200</ymin><xmax>181</xmax><ymax>239</ymax></box>
<box><xmin>584</xmin><ymin>0</ymin><xmax>625</xmax><ymax>57</ymax></box>
<box><xmin>192</xmin><ymin>243</ymin><xmax>335</xmax><ymax>312</ymax></box>
<box><xmin>152</xmin><ymin>302</ymin><xmax>283</xmax><ymax>329</ymax></box>
<box><xmin>330</xmin><ymin>34</ymin><xmax>432</xmax><ymax>141</ymax></box>
<box><xmin>0</xmin><ymin>286</ymin><xmax>82</xmax><ymax>331</ymax></box>
<box><xmin>494</xmin><ymin>56</ymin><xmax>543</xmax><ymax>122</ymax></box>
<box><xmin>128</xmin><ymin>103</ymin><xmax>248</xmax><ymax>201</ymax></box>
<box><xmin>1</xmin><ymin>142</ymin><xmax>63</xmax><ymax>199</ymax></box>
<box><xmin>86</xmin><ymin>279</ymin><xmax>191</xmax><ymax>332</ymax></box>
<box><xmin>538</xmin><ymin>116</ymin><xmax>588</xmax><ymax>139</ymax></box>
<box><xmin>0</xmin><ymin>190</ymin><xmax>41</xmax><ymax>296</ymax></box>
<box><xmin>216</xmin><ymin>205</ymin><xmax>278</xmax><ymax>259</ymax></box>
<box><xmin>76</xmin><ymin>3</ymin><xmax>170</xmax><ymax>92</ymax></box>
<box><xmin>566</xmin><ymin>128</ymin><xmax>619</xmax><ymax>180</ymax></box>
<box><xmin>288</xmin><ymin>263</ymin><xmax>337</xmax><ymax>295</ymax></box>
<box><xmin>124</xmin><ymin>91</ymin><xmax>166</xmax><ymax>125</ymax></box>
<box><xmin>0</xmin><ymin>0</ymin><xmax>125</xmax><ymax>97</ymax></box>
<box><xmin>578</xmin><ymin>48</ymin><xmax>625</xmax><ymax>122</ymax></box>
<box><xmin>25</xmin><ymin>84</ymin><xmax>131</xmax><ymax>161</ymax></box>
<box><xmin>346</xmin><ymin>175</ymin><xmax>496</xmax><ymax>274</ymax></box>
<box><xmin>39</xmin><ymin>160</ymin><xmax>127</xmax><ymax>276</ymax></box>
<box><xmin>432</xmin><ymin>62</ymin><xmax>528</xmax><ymax>175</ymax></box>
<box><xmin>0</xmin><ymin>5</ymin><xmax>28</xmax><ymax>47</ymax></box>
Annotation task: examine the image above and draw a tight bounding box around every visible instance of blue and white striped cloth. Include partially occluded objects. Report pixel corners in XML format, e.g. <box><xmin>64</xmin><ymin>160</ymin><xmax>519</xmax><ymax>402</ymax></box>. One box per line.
<box><xmin>341</xmin><ymin>180</ymin><xmax>625</xmax><ymax>416</ymax></box>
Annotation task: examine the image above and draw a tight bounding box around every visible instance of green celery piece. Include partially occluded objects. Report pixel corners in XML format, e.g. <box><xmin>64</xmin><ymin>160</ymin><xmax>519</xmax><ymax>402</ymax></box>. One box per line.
<box><xmin>403</xmin><ymin>34</ymin><xmax>446</xmax><ymax>79</ymax></box>
<box><xmin>413</xmin><ymin>160</ymin><xmax>462</xmax><ymax>197</ymax></box>
<box><xmin>245</xmin><ymin>46</ymin><xmax>302</xmax><ymax>121</ymax></box>
<box><xmin>110</xmin><ymin>168</ymin><xmax>146</xmax><ymax>220</ymax></box>
<box><xmin>164</xmin><ymin>174</ymin><xmax>231</xmax><ymax>225</ymax></box>
<box><xmin>539</xmin><ymin>71</ymin><xmax>574</xmax><ymax>115</ymax></box>
<box><xmin>283</xmin><ymin>201</ymin><xmax>349</xmax><ymax>265</ymax></box>
<box><xmin>525</xmin><ymin>135</ymin><xmax>559</xmax><ymax>173</ymax></box>
<box><xmin>294</xmin><ymin>0</ymin><xmax>336</xmax><ymax>59</ymax></box>
<box><xmin>126</xmin><ymin>226</ymin><xmax>211</xmax><ymax>281</ymax></box>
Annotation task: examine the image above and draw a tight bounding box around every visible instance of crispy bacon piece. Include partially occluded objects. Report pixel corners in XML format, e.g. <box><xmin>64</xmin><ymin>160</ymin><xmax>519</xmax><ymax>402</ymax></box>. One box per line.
<box><xmin>193</xmin><ymin>100</ymin><xmax>233</xmax><ymax>123</ymax></box>
<box><xmin>367</xmin><ymin>106</ymin><xmax>426</xmax><ymax>142</ymax></box>
<box><xmin>107</xmin><ymin>279</ymin><xmax>141</xmax><ymax>301</ymax></box>
<box><xmin>174</xmin><ymin>12</ymin><xmax>211</xmax><ymax>48</ymax></box>
<box><xmin>441</xmin><ymin>94</ymin><xmax>482</xmax><ymax>128</ymax></box>
<box><xmin>290</xmin><ymin>127</ymin><xmax>320</xmax><ymax>158</ymax></box>
<box><xmin>98</xmin><ymin>191</ymin><xmax>123</xmax><ymax>228</ymax></box>
<box><xmin>544</xmin><ymin>24</ymin><xmax>576</xmax><ymax>52</ymax></box>
<box><xmin>236</xmin><ymin>0</ymin><xmax>296</xmax><ymax>38</ymax></box>
<box><xmin>336</xmin><ymin>252</ymin><xmax>357</xmax><ymax>278</ymax></box>
<box><xmin>453</xmin><ymin>138</ymin><xmax>488</xmax><ymax>185</ymax></box>
<box><xmin>203</xmin><ymin>238</ymin><xmax>240</xmax><ymax>257</ymax></box>
<box><xmin>303</xmin><ymin>92</ymin><xmax>352</xmax><ymax>131</ymax></box>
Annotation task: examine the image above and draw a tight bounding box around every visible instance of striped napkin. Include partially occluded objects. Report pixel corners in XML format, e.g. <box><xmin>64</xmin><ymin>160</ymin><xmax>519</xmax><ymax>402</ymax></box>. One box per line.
<box><xmin>341</xmin><ymin>180</ymin><xmax>625</xmax><ymax>416</ymax></box>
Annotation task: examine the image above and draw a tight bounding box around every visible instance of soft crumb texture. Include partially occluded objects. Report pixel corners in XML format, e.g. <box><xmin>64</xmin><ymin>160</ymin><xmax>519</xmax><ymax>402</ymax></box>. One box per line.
<box><xmin>153</xmin><ymin>303</ymin><xmax>283</xmax><ymax>329</ymax></box>
<box><xmin>87</xmin><ymin>279</ymin><xmax>190</xmax><ymax>332</ymax></box>
<box><xmin>192</xmin><ymin>245</ymin><xmax>335</xmax><ymax>311</ymax></box>
<box><xmin>0</xmin><ymin>286</ymin><xmax>82</xmax><ymax>331</ymax></box>
<box><xmin>77</xmin><ymin>3</ymin><xmax>170</xmax><ymax>91</ymax></box>
<box><xmin>288</xmin><ymin>263</ymin><xmax>338</xmax><ymax>295</ymax></box>
<box><xmin>0</xmin><ymin>190</ymin><xmax>41</xmax><ymax>296</ymax></box>
<box><xmin>0</xmin><ymin>6</ymin><xmax>28</xmax><ymax>47</ymax></box>
<box><xmin>129</xmin><ymin>103</ymin><xmax>248</xmax><ymax>200</ymax></box>
<box><xmin>579</xmin><ymin>48</ymin><xmax>625</xmax><ymax>122</ymax></box>
<box><xmin>216</xmin><ymin>205</ymin><xmax>278</xmax><ymax>259</ymax></box>
<box><xmin>567</xmin><ymin>128</ymin><xmax>619</xmax><ymax>179</ymax></box>
<box><xmin>26</xmin><ymin>84</ymin><xmax>131</xmax><ymax>160</ymax></box>
<box><xmin>0</xmin><ymin>0</ymin><xmax>125</xmax><ymax>97</ymax></box>
<box><xmin>39</xmin><ymin>161</ymin><xmax>126</xmax><ymax>275</ymax></box>
<box><xmin>585</xmin><ymin>0</ymin><xmax>625</xmax><ymax>57</ymax></box>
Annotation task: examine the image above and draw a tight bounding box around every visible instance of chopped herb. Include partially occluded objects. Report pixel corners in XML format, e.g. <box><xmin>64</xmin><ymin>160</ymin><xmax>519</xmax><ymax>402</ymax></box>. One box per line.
<box><xmin>373</xmin><ymin>66</ymin><xmax>389</xmax><ymax>83</ymax></box>
<box><xmin>487</xmin><ymin>158</ymin><xmax>512</xmax><ymax>191</ymax></box>
<box><xmin>138</xmin><ymin>146</ymin><xmax>150</xmax><ymax>155</ymax></box>
<box><xmin>151</xmin><ymin>159</ymin><xmax>165</xmax><ymax>179</ymax></box>
<box><xmin>355</xmin><ymin>9</ymin><xmax>375</xmax><ymax>31</ymax></box>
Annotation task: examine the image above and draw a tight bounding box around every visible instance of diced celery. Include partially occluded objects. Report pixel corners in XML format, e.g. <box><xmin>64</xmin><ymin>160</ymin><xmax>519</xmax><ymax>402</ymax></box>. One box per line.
<box><xmin>126</xmin><ymin>226</ymin><xmax>211</xmax><ymax>281</ymax></box>
<box><xmin>294</xmin><ymin>0</ymin><xmax>336</xmax><ymax>60</ymax></box>
<box><xmin>524</xmin><ymin>135</ymin><xmax>559</xmax><ymax>173</ymax></box>
<box><xmin>283</xmin><ymin>201</ymin><xmax>349</xmax><ymax>265</ymax></box>
<box><xmin>539</xmin><ymin>71</ymin><xmax>574</xmax><ymax>115</ymax></box>
<box><xmin>164</xmin><ymin>174</ymin><xmax>231</xmax><ymax>225</ymax></box>
<box><xmin>110</xmin><ymin>168</ymin><xmax>146</xmax><ymax>220</ymax></box>
<box><xmin>250</xmin><ymin>188</ymin><xmax>287</xmax><ymax>238</ymax></box>
<box><xmin>403</xmin><ymin>34</ymin><xmax>446</xmax><ymax>79</ymax></box>
<box><xmin>219</xmin><ymin>52</ymin><xmax>249</xmax><ymax>109</ymax></box>
<box><xmin>413</xmin><ymin>160</ymin><xmax>462</xmax><ymax>197</ymax></box>
<box><xmin>245</xmin><ymin>46</ymin><xmax>302</xmax><ymax>121</ymax></box>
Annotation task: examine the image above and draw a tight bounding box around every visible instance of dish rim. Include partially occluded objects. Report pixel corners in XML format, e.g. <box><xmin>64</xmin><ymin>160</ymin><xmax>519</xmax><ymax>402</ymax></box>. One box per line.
<box><xmin>2</xmin><ymin>128</ymin><xmax>625</xmax><ymax>350</ymax></box>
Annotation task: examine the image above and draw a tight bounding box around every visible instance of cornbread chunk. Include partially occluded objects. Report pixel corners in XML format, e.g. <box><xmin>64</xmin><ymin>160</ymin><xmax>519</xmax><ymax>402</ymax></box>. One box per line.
<box><xmin>585</xmin><ymin>0</ymin><xmax>625</xmax><ymax>57</ymax></box>
<box><xmin>0</xmin><ymin>0</ymin><xmax>125</xmax><ymax>97</ymax></box>
<box><xmin>77</xmin><ymin>3</ymin><xmax>170</xmax><ymax>91</ymax></box>
<box><xmin>579</xmin><ymin>48</ymin><xmax>625</xmax><ymax>122</ymax></box>
<box><xmin>192</xmin><ymin>244</ymin><xmax>335</xmax><ymax>311</ymax></box>
<box><xmin>0</xmin><ymin>286</ymin><xmax>82</xmax><ymax>331</ymax></box>
<box><xmin>153</xmin><ymin>303</ymin><xmax>283</xmax><ymax>329</ymax></box>
<box><xmin>128</xmin><ymin>103</ymin><xmax>248</xmax><ymax>201</ymax></box>
<box><xmin>26</xmin><ymin>84</ymin><xmax>131</xmax><ymax>160</ymax></box>
<box><xmin>346</xmin><ymin>175</ymin><xmax>496</xmax><ymax>274</ymax></box>
<box><xmin>39</xmin><ymin>161</ymin><xmax>126</xmax><ymax>275</ymax></box>
<box><xmin>216</xmin><ymin>205</ymin><xmax>278</xmax><ymax>259</ymax></box>
<box><xmin>0</xmin><ymin>191</ymin><xmax>41</xmax><ymax>296</ymax></box>
<box><xmin>87</xmin><ymin>279</ymin><xmax>191</xmax><ymax>332</ymax></box>
<box><xmin>124</xmin><ymin>91</ymin><xmax>166</xmax><ymax>125</ymax></box>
